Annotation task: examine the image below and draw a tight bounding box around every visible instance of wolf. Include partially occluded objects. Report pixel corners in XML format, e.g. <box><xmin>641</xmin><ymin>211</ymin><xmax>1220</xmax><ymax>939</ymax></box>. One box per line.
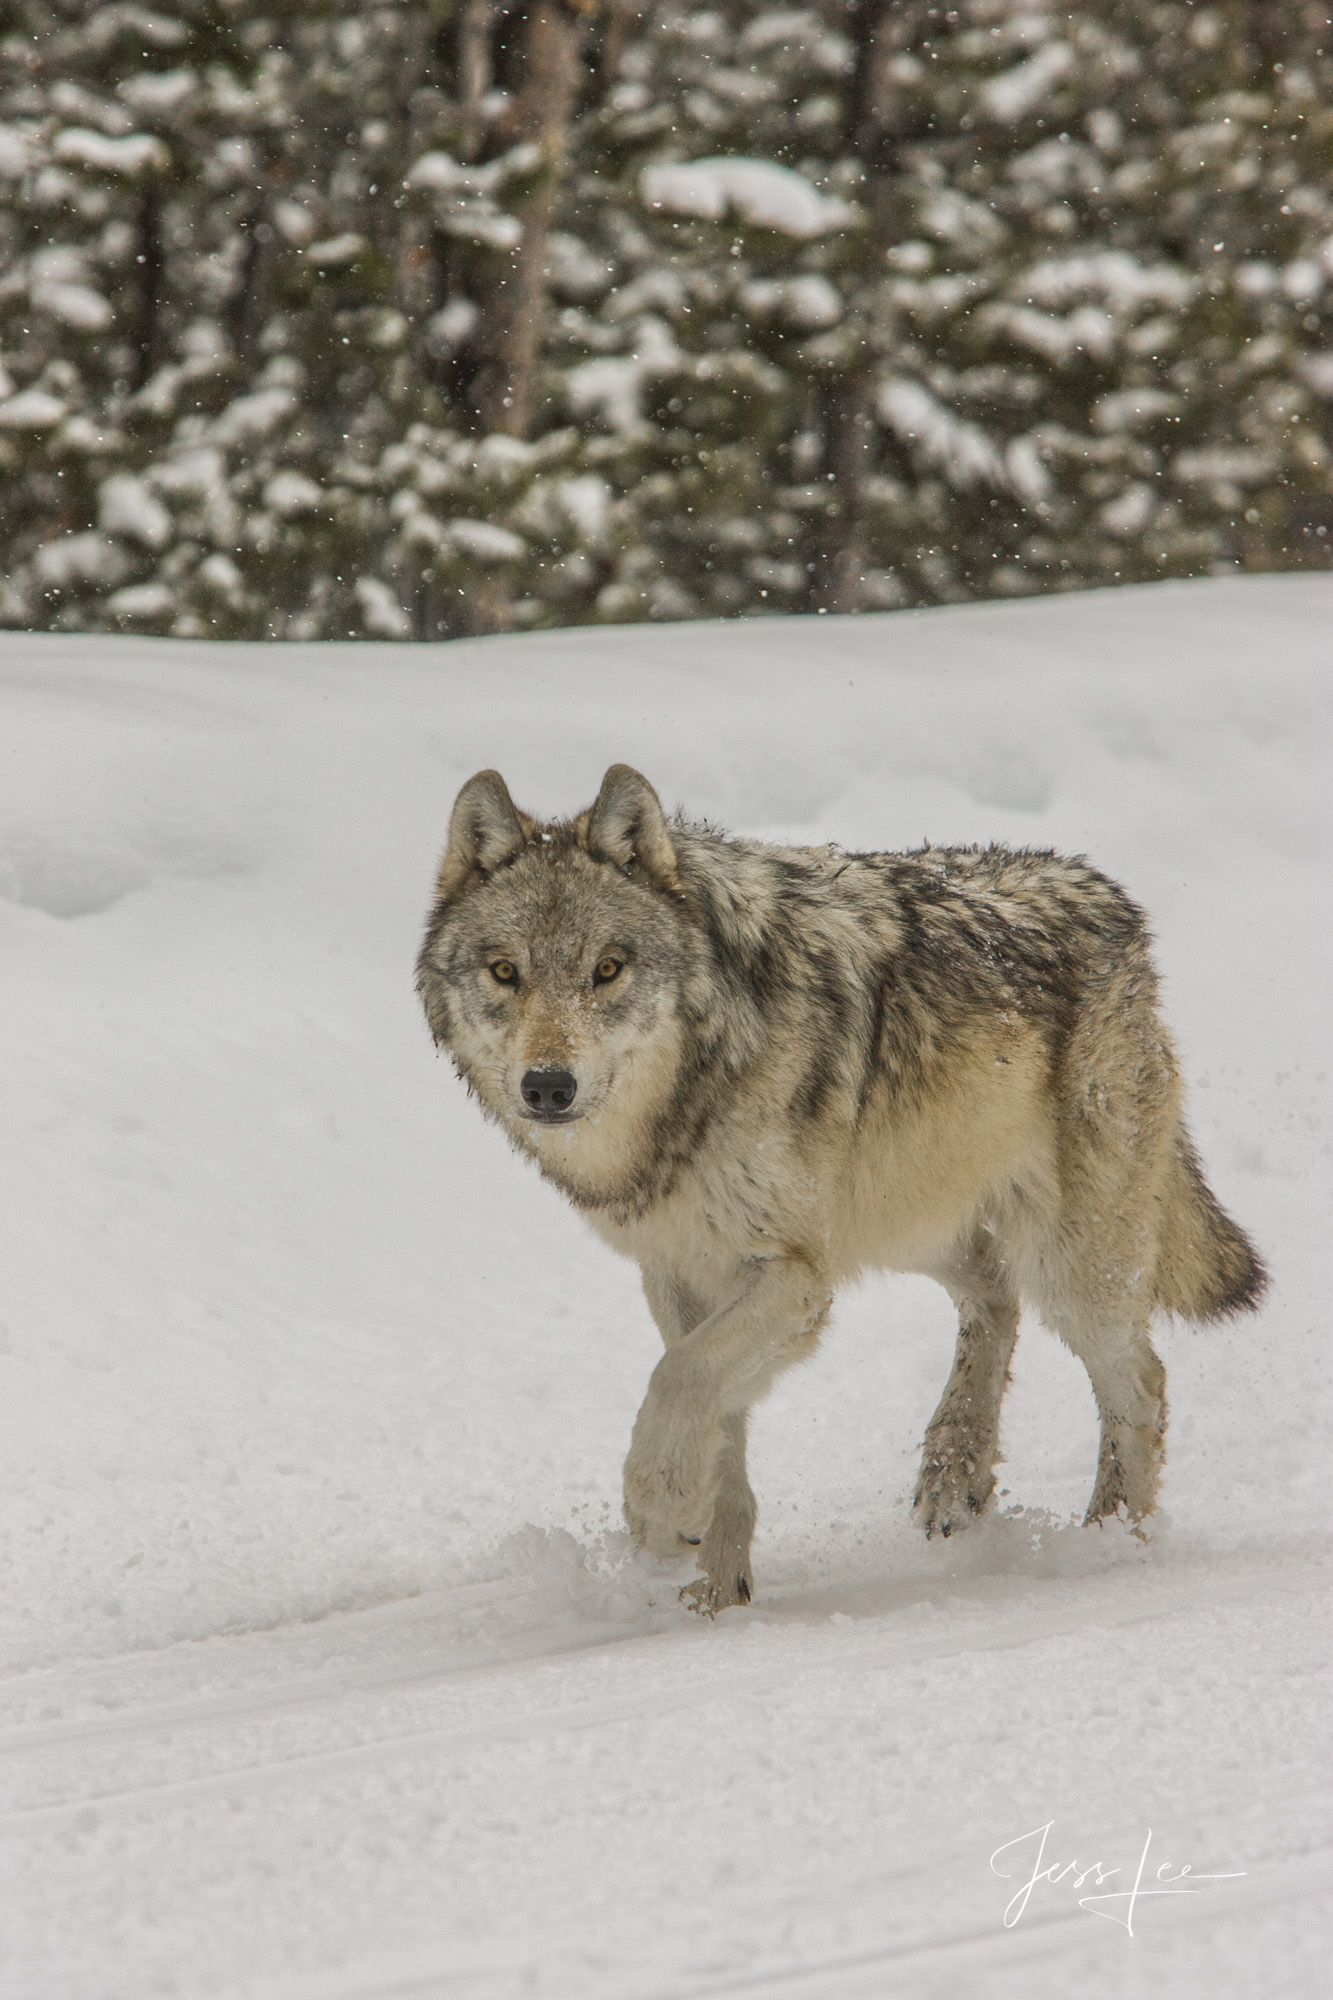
<box><xmin>416</xmin><ymin>764</ymin><xmax>1266</xmax><ymax>1613</ymax></box>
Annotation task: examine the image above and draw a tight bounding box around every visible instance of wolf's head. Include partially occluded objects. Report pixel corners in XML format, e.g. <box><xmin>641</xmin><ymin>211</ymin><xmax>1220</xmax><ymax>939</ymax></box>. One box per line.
<box><xmin>417</xmin><ymin>765</ymin><xmax>705</xmax><ymax>1207</ymax></box>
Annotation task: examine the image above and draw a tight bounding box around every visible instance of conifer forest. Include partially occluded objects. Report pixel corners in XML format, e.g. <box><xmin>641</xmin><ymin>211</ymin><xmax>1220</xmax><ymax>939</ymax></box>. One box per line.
<box><xmin>1</xmin><ymin>2</ymin><xmax>1330</xmax><ymax>641</ymax></box>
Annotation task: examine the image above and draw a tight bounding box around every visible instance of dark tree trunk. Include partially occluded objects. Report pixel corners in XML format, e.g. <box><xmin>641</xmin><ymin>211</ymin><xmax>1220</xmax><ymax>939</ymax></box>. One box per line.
<box><xmin>132</xmin><ymin>182</ymin><xmax>163</xmax><ymax>390</ymax></box>
<box><xmin>473</xmin><ymin>2</ymin><xmax>582</xmax><ymax>439</ymax></box>
<box><xmin>457</xmin><ymin>0</ymin><xmax>493</xmax><ymax>160</ymax></box>
<box><xmin>809</xmin><ymin>386</ymin><xmax>875</xmax><ymax>612</ymax></box>
<box><xmin>805</xmin><ymin>4</ymin><xmax>943</xmax><ymax>612</ymax></box>
<box><xmin>227</xmin><ymin>206</ymin><xmax>265</xmax><ymax>363</ymax></box>
<box><xmin>1245</xmin><ymin>2</ymin><xmax>1290</xmax><ymax>67</ymax></box>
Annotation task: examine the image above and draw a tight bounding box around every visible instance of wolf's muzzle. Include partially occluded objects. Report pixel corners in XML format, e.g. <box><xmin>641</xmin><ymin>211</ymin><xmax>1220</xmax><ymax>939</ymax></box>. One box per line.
<box><xmin>520</xmin><ymin>1068</ymin><xmax>578</xmax><ymax>1118</ymax></box>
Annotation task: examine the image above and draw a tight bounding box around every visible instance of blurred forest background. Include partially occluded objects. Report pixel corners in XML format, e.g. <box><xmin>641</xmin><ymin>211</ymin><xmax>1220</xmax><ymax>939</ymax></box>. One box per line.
<box><xmin>1</xmin><ymin>1</ymin><xmax>1330</xmax><ymax>641</ymax></box>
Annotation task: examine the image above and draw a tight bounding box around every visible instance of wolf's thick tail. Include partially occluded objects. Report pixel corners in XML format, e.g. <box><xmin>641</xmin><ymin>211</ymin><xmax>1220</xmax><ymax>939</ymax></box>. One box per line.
<box><xmin>1153</xmin><ymin>1130</ymin><xmax>1268</xmax><ymax>1322</ymax></box>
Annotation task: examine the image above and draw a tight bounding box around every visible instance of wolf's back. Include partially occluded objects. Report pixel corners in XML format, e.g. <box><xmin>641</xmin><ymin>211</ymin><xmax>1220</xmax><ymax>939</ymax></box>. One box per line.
<box><xmin>1154</xmin><ymin>1131</ymin><xmax>1268</xmax><ymax>1322</ymax></box>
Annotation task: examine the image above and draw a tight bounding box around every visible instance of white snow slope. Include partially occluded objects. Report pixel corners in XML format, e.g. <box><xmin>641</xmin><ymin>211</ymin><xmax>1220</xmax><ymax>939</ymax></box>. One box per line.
<box><xmin>0</xmin><ymin>576</ymin><xmax>1329</xmax><ymax>1999</ymax></box>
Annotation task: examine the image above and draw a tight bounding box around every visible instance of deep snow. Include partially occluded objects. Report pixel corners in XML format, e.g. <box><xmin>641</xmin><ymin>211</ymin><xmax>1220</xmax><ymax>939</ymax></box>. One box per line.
<box><xmin>0</xmin><ymin>575</ymin><xmax>1329</xmax><ymax>1998</ymax></box>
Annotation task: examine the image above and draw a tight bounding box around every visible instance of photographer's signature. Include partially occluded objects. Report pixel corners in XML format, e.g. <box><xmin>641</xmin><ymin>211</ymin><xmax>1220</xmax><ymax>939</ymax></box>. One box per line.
<box><xmin>991</xmin><ymin>1821</ymin><xmax>1245</xmax><ymax>1935</ymax></box>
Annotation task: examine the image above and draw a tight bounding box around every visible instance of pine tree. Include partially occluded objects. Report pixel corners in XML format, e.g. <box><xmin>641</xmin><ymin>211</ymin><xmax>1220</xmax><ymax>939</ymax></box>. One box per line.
<box><xmin>566</xmin><ymin>1</ymin><xmax>1331</xmax><ymax>616</ymax></box>
<box><xmin>1</xmin><ymin>2</ymin><xmax>1328</xmax><ymax>639</ymax></box>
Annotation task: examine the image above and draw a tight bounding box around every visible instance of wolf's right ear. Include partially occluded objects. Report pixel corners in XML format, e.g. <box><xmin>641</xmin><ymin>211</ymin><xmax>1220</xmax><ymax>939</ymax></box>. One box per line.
<box><xmin>433</xmin><ymin>770</ymin><xmax>536</xmax><ymax>904</ymax></box>
<box><xmin>580</xmin><ymin>764</ymin><xmax>680</xmax><ymax>891</ymax></box>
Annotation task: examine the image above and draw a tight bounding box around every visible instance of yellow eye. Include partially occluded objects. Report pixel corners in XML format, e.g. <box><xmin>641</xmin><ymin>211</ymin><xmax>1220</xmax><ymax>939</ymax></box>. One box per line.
<box><xmin>594</xmin><ymin>956</ymin><xmax>623</xmax><ymax>985</ymax></box>
<box><xmin>490</xmin><ymin>959</ymin><xmax>518</xmax><ymax>985</ymax></box>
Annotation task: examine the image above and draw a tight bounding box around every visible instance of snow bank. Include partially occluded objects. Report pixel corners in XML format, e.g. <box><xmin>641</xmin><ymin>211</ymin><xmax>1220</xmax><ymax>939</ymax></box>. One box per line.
<box><xmin>0</xmin><ymin>579</ymin><xmax>1328</xmax><ymax>1997</ymax></box>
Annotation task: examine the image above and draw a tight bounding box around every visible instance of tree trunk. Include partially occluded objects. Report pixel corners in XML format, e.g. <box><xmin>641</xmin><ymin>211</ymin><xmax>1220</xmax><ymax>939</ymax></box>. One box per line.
<box><xmin>227</xmin><ymin>205</ymin><xmax>265</xmax><ymax>363</ymax></box>
<box><xmin>474</xmin><ymin>3</ymin><xmax>582</xmax><ymax>438</ymax></box>
<box><xmin>132</xmin><ymin>182</ymin><xmax>163</xmax><ymax>390</ymax></box>
<box><xmin>802</xmin><ymin>3</ymin><xmax>890</xmax><ymax>613</ymax></box>
<box><xmin>808</xmin><ymin>385</ymin><xmax>873</xmax><ymax>612</ymax></box>
<box><xmin>1245</xmin><ymin>2</ymin><xmax>1290</xmax><ymax>68</ymax></box>
<box><xmin>457</xmin><ymin>0</ymin><xmax>493</xmax><ymax>161</ymax></box>
<box><xmin>805</xmin><ymin>5</ymin><xmax>936</xmax><ymax>612</ymax></box>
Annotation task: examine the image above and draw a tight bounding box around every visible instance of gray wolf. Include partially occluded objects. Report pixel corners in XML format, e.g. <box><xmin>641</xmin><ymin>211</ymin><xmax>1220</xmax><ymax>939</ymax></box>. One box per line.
<box><xmin>417</xmin><ymin>765</ymin><xmax>1266</xmax><ymax>1612</ymax></box>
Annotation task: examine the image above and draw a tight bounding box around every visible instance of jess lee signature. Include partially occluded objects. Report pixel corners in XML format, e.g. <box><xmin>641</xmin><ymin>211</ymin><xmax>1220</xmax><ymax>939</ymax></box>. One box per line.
<box><xmin>991</xmin><ymin>1821</ymin><xmax>1246</xmax><ymax>1935</ymax></box>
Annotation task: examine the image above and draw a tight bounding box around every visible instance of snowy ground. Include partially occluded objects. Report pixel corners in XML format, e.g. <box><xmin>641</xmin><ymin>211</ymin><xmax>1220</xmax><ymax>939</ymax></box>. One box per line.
<box><xmin>1</xmin><ymin>575</ymin><xmax>1329</xmax><ymax>1998</ymax></box>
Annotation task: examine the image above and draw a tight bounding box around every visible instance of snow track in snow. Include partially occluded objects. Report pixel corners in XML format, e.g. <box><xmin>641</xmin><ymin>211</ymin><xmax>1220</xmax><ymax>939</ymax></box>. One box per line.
<box><xmin>0</xmin><ymin>1547</ymin><xmax>1324</xmax><ymax>1832</ymax></box>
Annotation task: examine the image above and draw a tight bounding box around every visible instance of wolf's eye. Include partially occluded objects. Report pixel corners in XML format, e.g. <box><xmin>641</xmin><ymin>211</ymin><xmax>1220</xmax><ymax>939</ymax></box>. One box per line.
<box><xmin>489</xmin><ymin>959</ymin><xmax>518</xmax><ymax>985</ymax></box>
<box><xmin>593</xmin><ymin>956</ymin><xmax>623</xmax><ymax>985</ymax></box>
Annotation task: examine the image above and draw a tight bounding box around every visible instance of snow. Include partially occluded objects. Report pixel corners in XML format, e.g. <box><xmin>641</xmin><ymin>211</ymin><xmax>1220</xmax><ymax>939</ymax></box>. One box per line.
<box><xmin>1098</xmin><ymin>483</ymin><xmax>1158</xmax><ymax>536</ymax></box>
<box><xmin>305</xmin><ymin>235</ymin><xmax>367</xmax><ymax>269</ymax></box>
<box><xmin>641</xmin><ymin>158</ymin><xmax>857</xmax><ymax>237</ymax></box>
<box><xmin>102</xmin><ymin>581</ymin><xmax>175</xmax><ymax>621</ymax></box>
<box><xmin>877</xmin><ymin>377</ymin><xmax>1007</xmax><ymax>490</ymax></box>
<box><xmin>447</xmin><ymin>518</ymin><xmax>527</xmax><ymax>562</ymax></box>
<box><xmin>0</xmin><ymin>577</ymin><xmax>1329</xmax><ymax>1997</ymax></box>
<box><xmin>273</xmin><ymin>199</ymin><xmax>315</xmax><ymax>245</ymax></box>
<box><xmin>984</xmin><ymin>252</ymin><xmax>1199</xmax><ymax>367</ymax></box>
<box><xmin>1093</xmin><ymin>388</ymin><xmax>1182</xmax><ymax>432</ymax></box>
<box><xmin>983</xmin><ymin>43</ymin><xmax>1073</xmax><ymax>122</ymax></box>
<box><xmin>566</xmin><ymin>316</ymin><xmax>681</xmax><ymax>430</ymax></box>
<box><xmin>264</xmin><ymin>473</ymin><xmax>324</xmax><ymax>519</ymax></box>
<box><xmin>742</xmin><ymin>273</ymin><xmax>843</xmax><ymax>328</ymax></box>
<box><xmin>52</xmin><ymin>127</ymin><xmax>169</xmax><ymax>177</ymax></box>
<box><xmin>408</xmin><ymin>150</ymin><xmax>529</xmax><ymax>195</ymax></box>
<box><xmin>444</xmin><ymin>209</ymin><xmax>523</xmax><ymax>251</ymax></box>
<box><xmin>1023</xmin><ymin>252</ymin><xmax>1195</xmax><ymax>313</ymax></box>
<box><xmin>31</xmin><ymin>531</ymin><xmax>127</xmax><ymax>590</ymax></box>
<box><xmin>119</xmin><ymin>69</ymin><xmax>196</xmax><ymax>113</ymax></box>
<box><xmin>0</xmin><ymin>388</ymin><xmax>66</xmax><ymax>430</ymax></box>
<box><xmin>210</xmin><ymin>386</ymin><xmax>297</xmax><ymax>445</ymax></box>
<box><xmin>1299</xmin><ymin>351</ymin><xmax>1333</xmax><ymax>397</ymax></box>
<box><xmin>98</xmin><ymin>473</ymin><xmax>173</xmax><ymax>550</ymax></box>
<box><xmin>556</xmin><ymin>475</ymin><xmax>611</xmax><ymax>539</ymax></box>
<box><xmin>991</xmin><ymin>301</ymin><xmax>1116</xmax><ymax>361</ymax></box>
<box><xmin>1284</xmin><ymin>260</ymin><xmax>1324</xmax><ymax>304</ymax></box>
<box><xmin>28</xmin><ymin>251</ymin><xmax>113</xmax><ymax>331</ymax></box>
<box><xmin>424</xmin><ymin>298</ymin><xmax>480</xmax><ymax>357</ymax></box>
<box><xmin>0</xmin><ymin>121</ymin><xmax>33</xmax><ymax>176</ymax></box>
<box><xmin>353</xmin><ymin>578</ymin><xmax>412</xmax><ymax>641</ymax></box>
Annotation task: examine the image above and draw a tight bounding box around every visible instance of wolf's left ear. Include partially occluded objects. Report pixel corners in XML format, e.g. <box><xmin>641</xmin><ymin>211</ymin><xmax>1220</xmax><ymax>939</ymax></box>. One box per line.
<box><xmin>434</xmin><ymin>769</ymin><xmax>536</xmax><ymax>904</ymax></box>
<box><xmin>580</xmin><ymin>765</ymin><xmax>680</xmax><ymax>891</ymax></box>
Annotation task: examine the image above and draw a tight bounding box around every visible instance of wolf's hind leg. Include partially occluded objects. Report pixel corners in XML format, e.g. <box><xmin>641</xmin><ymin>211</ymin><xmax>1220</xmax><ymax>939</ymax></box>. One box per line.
<box><xmin>681</xmin><ymin>1411</ymin><xmax>755</xmax><ymax>1616</ymax></box>
<box><xmin>1070</xmin><ymin>1326</ymin><xmax>1166</xmax><ymax>1528</ymax></box>
<box><xmin>914</xmin><ymin>1231</ymin><xmax>1020</xmax><ymax>1539</ymax></box>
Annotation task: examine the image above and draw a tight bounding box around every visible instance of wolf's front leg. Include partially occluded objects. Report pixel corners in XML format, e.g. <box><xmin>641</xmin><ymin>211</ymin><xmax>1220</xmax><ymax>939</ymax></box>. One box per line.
<box><xmin>680</xmin><ymin>1412</ymin><xmax>755</xmax><ymax>1615</ymax></box>
<box><xmin>623</xmin><ymin>1356</ymin><xmax>726</xmax><ymax>1556</ymax></box>
<box><xmin>623</xmin><ymin>1254</ymin><xmax>829</xmax><ymax>1600</ymax></box>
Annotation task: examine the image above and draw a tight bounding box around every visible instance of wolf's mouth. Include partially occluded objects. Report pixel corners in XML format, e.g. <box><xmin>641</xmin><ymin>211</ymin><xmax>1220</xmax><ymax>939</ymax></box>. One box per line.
<box><xmin>520</xmin><ymin>1108</ymin><xmax>584</xmax><ymax>1126</ymax></box>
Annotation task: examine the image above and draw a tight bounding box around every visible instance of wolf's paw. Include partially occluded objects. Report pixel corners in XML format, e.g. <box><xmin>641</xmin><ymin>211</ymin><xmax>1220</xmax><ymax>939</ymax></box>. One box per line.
<box><xmin>623</xmin><ymin>1386</ymin><xmax>723</xmax><ymax>1558</ymax></box>
<box><xmin>913</xmin><ymin>1428</ymin><xmax>996</xmax><ymax>1540</ymax></box>
<box><xmin>680</xmin><ymin>1567</ymin><xmax>752</xmax><ymax>1618</ymax></box>
<box><xmin>680</xmin><ymin>1517</ymin><xmax>754</xmax><ymax>1617</ymax></box>
<box><xmin>1084</xmin><ymin>1471</ymin><xmax>1155</xmax><ymax>1535</ymax></box>
<box><xmin>1085</xmin><ymin>1421</ymin><xmax>1163</xmax><ymax>1531</ymax></box>
<box><xmin>624</xmin><ymin>1498</ymin><xmax>712</xmax><ymax>1560</ymax></box>
<box><xmin>623</xmin><ymin>1453</ymin><xmax>717</xmax><ymax>1559</ymax></box>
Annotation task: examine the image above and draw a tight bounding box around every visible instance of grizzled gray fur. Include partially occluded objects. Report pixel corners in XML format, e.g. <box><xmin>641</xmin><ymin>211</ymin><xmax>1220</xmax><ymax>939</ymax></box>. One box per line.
<box><xmin>417</xmin><ymin>765</ymin><xmax>1266</xmax><ymax>1612</ymax></box>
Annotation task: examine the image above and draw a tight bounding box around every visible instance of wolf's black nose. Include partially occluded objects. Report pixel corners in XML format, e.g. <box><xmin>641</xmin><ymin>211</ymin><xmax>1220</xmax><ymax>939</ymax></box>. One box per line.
<box><xmin>521</xmin><ymin>1068</ymin><xmax>578</xmax><ymax>1115</ymax></box>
